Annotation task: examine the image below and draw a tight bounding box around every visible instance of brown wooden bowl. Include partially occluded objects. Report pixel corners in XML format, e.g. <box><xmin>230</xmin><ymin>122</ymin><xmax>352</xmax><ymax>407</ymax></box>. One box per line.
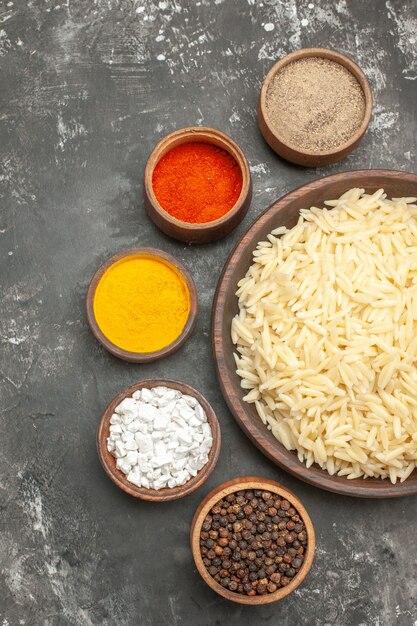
<box><xmin>86</xmin><ymin>247</ymin><xmax>197</xmax><ymax>363</ymax></box>
<box><xmin>213</xmin><ymin>170</ymin><xmax>417</xmax><ymax>498</ymax></box>
<box><xmin>191</xmin><ymin>476</ymin><xmax>315</xmax><ymax>604</ymax></box>
<box><xmin>258</xmin><ymin>48</ymin><xmax>373</xmax><ymax>167</ymax></box>
<box><xmin>144</xmin><ymin>126</ymin><xmax>252</xmax><ymax>244</ymax></box>
<box><xmin>97</xmin><ymin>379</ymin><xmax>221</xmax><ymax>501</ymax></box>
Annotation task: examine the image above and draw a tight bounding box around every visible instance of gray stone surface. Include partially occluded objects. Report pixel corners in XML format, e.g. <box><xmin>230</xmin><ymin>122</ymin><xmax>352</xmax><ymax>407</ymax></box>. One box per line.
<box><xmin>1</xmin><ymin>0</ymin><xmax>416</xmax><ymax>624</ymax></box>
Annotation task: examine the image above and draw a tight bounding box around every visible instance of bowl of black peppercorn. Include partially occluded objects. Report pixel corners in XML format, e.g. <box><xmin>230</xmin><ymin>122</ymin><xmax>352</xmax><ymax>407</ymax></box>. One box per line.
<box><xmin>190</xmin><ymin>477</ymin><xmax>315</xmax><ymax>604</ymax></box>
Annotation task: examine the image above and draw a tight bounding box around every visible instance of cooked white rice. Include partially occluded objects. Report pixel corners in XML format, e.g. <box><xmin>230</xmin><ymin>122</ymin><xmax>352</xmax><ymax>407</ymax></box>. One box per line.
<box><xmin>232</xmin><ymin>188</ymin><xmax>417</xmax><ymax>483</ymax></box>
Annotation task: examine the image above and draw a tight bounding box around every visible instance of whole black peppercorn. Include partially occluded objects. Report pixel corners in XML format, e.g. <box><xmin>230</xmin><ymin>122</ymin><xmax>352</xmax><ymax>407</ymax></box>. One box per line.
<box><xmin>257</xmin><ymin>583</ymin><xmax>267</xmax><ymax>595</ymax></box>
<box><xmin>200</xmin><ymin>488</ymin><xmax>308</xmax><ymax>597</ymax></box>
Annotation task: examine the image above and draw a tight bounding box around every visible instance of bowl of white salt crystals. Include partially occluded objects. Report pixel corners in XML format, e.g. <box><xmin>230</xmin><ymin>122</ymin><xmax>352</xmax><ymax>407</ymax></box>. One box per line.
<box><xmin>97</xmin><ymin>379</ymin><xmax>221</xmax><ymax>501</ymax></box>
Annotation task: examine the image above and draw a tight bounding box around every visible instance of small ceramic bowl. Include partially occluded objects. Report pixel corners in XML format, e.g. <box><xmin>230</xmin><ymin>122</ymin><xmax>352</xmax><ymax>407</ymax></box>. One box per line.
<box><xmin>86</xmin><ymin>247</ymin><xmax>197</xmax><ymax>363</ymax></box>
<box><xmin>97</xmin><ymin>379</ymin><xmax>221</xmax><ymax>502</ymax></box>
<box><xmin>258</xmin><ymin>47</ymin><xmax>373</xmax><ymax>167</ymax></box>
<box><xmin>144</xmin><ymin>126</ymin><xmax>252</xmax><ymax>244</ymax></box>
<box><xmin>191</xmin><ymin>477</ymin><xmax>315</xmax><ymax>604</ymax></box>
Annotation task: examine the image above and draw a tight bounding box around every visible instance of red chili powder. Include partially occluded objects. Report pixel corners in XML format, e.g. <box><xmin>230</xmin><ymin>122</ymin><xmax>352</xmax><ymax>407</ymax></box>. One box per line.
<box><xmin>152</xmin><ymin>142</ymin><xmax>243</xmax><ymax>224</ymax></box>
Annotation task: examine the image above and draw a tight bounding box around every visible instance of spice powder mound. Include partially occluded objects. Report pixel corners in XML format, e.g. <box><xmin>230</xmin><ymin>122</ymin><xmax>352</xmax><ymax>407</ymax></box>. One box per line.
<box><xmin>93</xmin><ymin>255</ymin><xmax>190</xmax><ymax>353</ymax></box>
<box><xmin>265</xmin><ymin>57</ymin><xmax>366</xmax><ymax>152</ymax></box>
<box><xmin>152</xmin><ymin>142</ymin><xmax>243</xmax><ymax>224</ymax></box>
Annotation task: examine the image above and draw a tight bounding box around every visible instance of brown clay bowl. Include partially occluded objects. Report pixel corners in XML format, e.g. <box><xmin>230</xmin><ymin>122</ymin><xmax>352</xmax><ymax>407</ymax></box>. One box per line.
<box><xmin>191</xmin><ymin>477</ymin><xmax>315</xmax><ymax>604</ymax></box>
<box><xmin>144</xmin><ymin>126</ymin><xmax>252</xmax><ymax>244</ymax></box>
<box><xmin>213</xmin><ymin>170</ymin><xmax>417</xmax><ymax>498</ymax></box>
<box><xmin>97</xmin><ymin>379</ymin><xmax>221</xmax><ymax>502</ymax></box>
<box><xmin>86</xmin><ymin>247</ymin><xmax>197</xmax><ymax>363</ymax></box>
<box><xmin>258</xmin><ymin>48</ymin><xmax>373</xmax><ymax>167</ymax></box>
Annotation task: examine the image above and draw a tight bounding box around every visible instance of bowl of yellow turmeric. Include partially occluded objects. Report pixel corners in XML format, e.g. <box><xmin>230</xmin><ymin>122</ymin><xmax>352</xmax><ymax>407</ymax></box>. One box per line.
<box><xmin>86</xmin><ymin>247</ymin><xmax>198</xmax><ymax>362</ymax></box>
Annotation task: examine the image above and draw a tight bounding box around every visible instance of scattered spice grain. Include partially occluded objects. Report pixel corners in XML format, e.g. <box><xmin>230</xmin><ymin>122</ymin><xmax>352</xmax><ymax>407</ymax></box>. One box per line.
<box><xmin>199</xmin><ymin>489</ymin><xmax>308</xmax><ymax>596</ymax></box>
<box><xmin>152</xmin><ymin>142</ymin><xmax>243</xmax><ymax>224</ymax></box>
<box><xmin>265</xmin><ymin>57</ymin><xmax>366</xmax><ymax>152</ymax></box>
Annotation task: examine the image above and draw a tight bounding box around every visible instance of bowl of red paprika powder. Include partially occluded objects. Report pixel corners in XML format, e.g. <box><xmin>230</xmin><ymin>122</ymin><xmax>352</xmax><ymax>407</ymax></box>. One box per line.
<box><xmin>144</xmin><ymin>126</ymin><xmax>252</xmax><ymax>244</ymax></box>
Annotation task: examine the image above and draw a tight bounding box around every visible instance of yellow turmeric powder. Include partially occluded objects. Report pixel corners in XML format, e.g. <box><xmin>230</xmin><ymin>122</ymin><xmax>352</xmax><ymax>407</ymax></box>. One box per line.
<box><xmin>93</xmin><ymin>254</ymin><xmax>190</xmax><ymax>353</ymax></box>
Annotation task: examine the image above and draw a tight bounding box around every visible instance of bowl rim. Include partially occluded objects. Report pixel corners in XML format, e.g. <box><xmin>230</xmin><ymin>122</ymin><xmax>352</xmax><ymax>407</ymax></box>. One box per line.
<box><xmin>190</xmin><ymin>476</ymin><xmax>315</xmax><ymax>604</ymax></box>
<box><xmin>212</xmin><ymin>169</ymin><xmax>417</xmax><ymax>498</ymax></box>
<box><xmin>86</xmin><ymin>247</ymin><xmax>198</xmax><ymax>363</ymax></box>
<box><xmin>259</xmin><ymin>47</ymin><xmax>373</xmax><ymax>157</ymax></box>
<box><xmin>97</xmin><ymin>378</ymin><xmax>222</xmax><ymax>501</ymax></box>
<box><xmin>144</xmin><ymin>125</ymin><xmax>251</xmax><ymax>230</ymax></box>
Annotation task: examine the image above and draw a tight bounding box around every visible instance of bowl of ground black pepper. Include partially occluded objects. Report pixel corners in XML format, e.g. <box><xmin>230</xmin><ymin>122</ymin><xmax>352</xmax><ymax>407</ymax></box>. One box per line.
<box><xmin>258</xmin><ymin>48</ymin><xmax>372</xmax><ymax>167</ymax></box>
<box><xmin>190</xmin><ymin>477</ymin><xmax>315</xmax><ymax>604</ymax></box>
<box><xmin>144</xmin><ymin>126</ymin><xmax>252</xmax><ymax>244</ymax></box>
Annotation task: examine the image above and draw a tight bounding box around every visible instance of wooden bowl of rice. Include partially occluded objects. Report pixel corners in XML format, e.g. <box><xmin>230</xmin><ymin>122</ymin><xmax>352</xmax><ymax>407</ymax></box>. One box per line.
<box><xmin>212</xmin><ymin>170</ymin><xmax>417</xmax><ymax>498</ymax></box>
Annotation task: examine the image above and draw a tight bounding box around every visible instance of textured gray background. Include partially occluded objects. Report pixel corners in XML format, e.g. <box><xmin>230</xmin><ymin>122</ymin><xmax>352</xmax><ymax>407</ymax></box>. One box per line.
<box><xmin>1</xmin><ymin>0</ymin><xmax>417</xmax><ymax>624</ymax></box>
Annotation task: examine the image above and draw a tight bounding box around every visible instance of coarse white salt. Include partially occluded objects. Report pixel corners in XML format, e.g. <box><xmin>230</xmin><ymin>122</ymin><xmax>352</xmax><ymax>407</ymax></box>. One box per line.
<box><xmin>107</xmin><ymin>386</ymin><xmax>213</xmax><ymax>490</ymax></box>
